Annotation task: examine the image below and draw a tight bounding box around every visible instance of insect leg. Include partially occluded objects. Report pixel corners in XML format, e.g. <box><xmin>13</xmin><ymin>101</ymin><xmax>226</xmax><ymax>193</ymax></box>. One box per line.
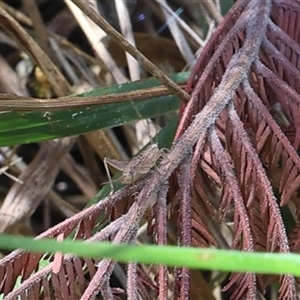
<box><xmin>103</xmin><ymin>157</ymin><xmax>115</xmax><ymax>196</ymax></box>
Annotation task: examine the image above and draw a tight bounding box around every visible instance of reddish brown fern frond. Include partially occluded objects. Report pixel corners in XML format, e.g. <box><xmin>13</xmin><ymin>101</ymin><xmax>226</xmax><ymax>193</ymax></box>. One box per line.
<box><xmin>1</xmin><ymin>0</ymin><xmax>300</xmax><ymax>299</ymax></box>
<box><xmin>172</xmin><ymin>0</ymin><xmax>300</xmax><ymax>298</ymax></box>
<box><xmin>0</xmin><ymin>182</ymin><xmax>142</xmax><ymax>299</ymax></box>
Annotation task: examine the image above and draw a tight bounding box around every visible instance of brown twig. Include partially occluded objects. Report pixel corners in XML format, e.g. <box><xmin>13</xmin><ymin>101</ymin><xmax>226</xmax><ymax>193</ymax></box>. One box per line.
<box><xmin>71</xmin><ymin>0</ymin><xmax>190</xmax><ymax>103</ymax></box>
<box><xmin>0</xmin><ymin>84</ymin><xmax>186</xmax><ymax>111</ymax></box>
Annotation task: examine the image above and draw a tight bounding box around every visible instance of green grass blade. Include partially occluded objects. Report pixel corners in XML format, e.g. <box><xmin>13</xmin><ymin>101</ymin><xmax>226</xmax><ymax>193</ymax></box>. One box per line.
<box><xmin>0</xmin><ymin>234</ymin><xmax>300</xmax><ymax>276</ymax></box>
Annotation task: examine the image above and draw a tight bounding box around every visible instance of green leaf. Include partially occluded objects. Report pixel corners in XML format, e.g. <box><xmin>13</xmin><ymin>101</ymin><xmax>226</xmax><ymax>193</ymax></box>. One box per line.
<box><xmin>0</xmin><ymin>72</ymin><xmax>189</xmax><ymax>146</ymax></box>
